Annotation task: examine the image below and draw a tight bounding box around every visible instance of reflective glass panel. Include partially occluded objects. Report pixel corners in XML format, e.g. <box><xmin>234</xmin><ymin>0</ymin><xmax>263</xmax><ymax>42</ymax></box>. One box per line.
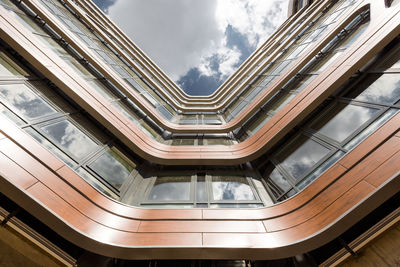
<box><xmin>212</xmin><ymin>176</ymin><xmax>256</xmax><ymax>201</ymax></box>
<box><xmin>148</xmin><ymin>176</ymin><xmax>191</xmax><ymax>201</ymax></box>
<box><xmin>89</xmin><ymin>147</ymin><xmax>135</xmax><ymax>189</ymax></box>
<box><xmin>0</xmin><ymin>103</ymin><xmax>25</xmax><ymax>125</ymax></box>
<box><xmin>268</xmin><ymin>168</ymin><xmax>291</xmax><ymax>192</ymax></box>
<box><xmin>0</xmin><ymin>84</ymin><xmax>57</xmax><ymax>119</ymax></box>
<box><xmin>75</xmin><ymin>168</ymin><xmax>118</xmax><ymax>200</ymax></box>
<box><xmin>311</xmin><ymin>103</ymin><xmax>379</xmax><ymax>143</ymax></box>
<box><xmin>25</xmin><ymin>127</ymin><xmax>77</xmax><ymax>168</ymax></box>
<box><xmin>41</xmin><ymin>120</ymin><xmax>100</xmax><ymax>159</ymax></box>
<box><xmin>196</xmin><ymin>176</ymin><xmax>207</xmax><ymax>202</ymax></box>
<box><xmin>353</xmin><ymin>73</ymin><xmax>400</xmax><ymax>105</ymax></box>
<box><xmin>277</xmin><ymin>135</ymin><xmax>331</xmax><ymax>180</ymax></box>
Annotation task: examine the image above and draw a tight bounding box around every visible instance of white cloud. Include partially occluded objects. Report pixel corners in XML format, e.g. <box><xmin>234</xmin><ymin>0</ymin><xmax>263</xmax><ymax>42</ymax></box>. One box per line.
<box><xmin>216</xmin><ymin>0</ymin><xmax>289</xmax><ymax>48</ymax></box>
<box><xmin>108</xmin><ymin>0</ymin><xmax>289</xmax><ymax>82</ymax></box>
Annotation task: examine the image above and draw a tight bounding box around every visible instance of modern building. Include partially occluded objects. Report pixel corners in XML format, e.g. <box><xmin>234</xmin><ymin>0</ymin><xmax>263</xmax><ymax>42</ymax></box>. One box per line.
<box><xmin>0</xmin><ymin>0</ymin><xmax>399</xmax><ymax>265</ymax></box>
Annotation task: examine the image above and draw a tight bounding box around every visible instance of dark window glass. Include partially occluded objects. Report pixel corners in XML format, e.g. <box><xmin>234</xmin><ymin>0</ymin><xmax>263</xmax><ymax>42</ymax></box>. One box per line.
<box><xmin>0</xmin><ymin>84</ymin><xmax>57</xmax><ymax>119</ymax></box>
<box><xmin>148</xmin><ymin>176</ymin><xmax>191</xmax><ymax>201</ymax></box>
<box><xmin>211</xmin><ymin>176</ymin><xmax>256</xmax><ymax>201</ymax></box>
<box><xmin>89</xmin><ymin>147</ymin><xmax>135</xmax><ymax>189</ymax></box>
<box><xmin>41</xmin><ymin>120</ymin><xmax>100</xmax><ymax>159</ymax></box>
<box><xmin>277</xmin><ymin>135</ymin><xmax>331</xmax><ymax>180</ymax></box>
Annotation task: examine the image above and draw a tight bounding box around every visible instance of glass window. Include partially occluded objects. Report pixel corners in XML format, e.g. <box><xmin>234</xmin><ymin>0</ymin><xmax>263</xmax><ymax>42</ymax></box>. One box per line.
<box><xmin>62</xmin><ymin>55</ymin><xmax>95</xmax><ymax>78</ymax></box>
<box><xmin>276</xmin><ymin>135</ymin><xmax>331</xmax><ymax>180</ymax></box>
<box><xmin>138</xmin><ymin>121</ymin><xmax>161</xmax><ymax>140</ymax></box>
<box><xmin>0</xmin><ymin>51</ymin><xmax>28</xmax><ymax>76</ymax></box>
<box><xmin>211</xmin><ymin>176</ymin><xmax>256</xmax><ymax>201</ymax></box>
<box><xmin>310</xmin><ymin>103</ymin><xmax>379</xmax><ymax>143</ymax></box>
<box><xmin>8</xmin><ymin>10</ymin><xmax>47</xmax><ymax>35</ymax></box>
<box><xmin>196</xmin><ymin>176</ymin><xmax>207</xmax><ymax>202</ymax></box>
<box><xmin>147</xmin><ymin>176</ymin><xmax>191</xmax><ymax>201</ymax></box>
<box><xmin>204</xmin><ymin>138</ymin><xmax>233</xmax><ymax>146</ymax></box>
<box><xmin>341</xmin><ymin>21</ymin><xmax>369</xmax><ymax>49</ymax></box>
<box><xmin>75</xmin><ymin>168</ymin><xmax>119</xmax><ymax>200</ymax></box>
<box><xmin>171</xmin><ymin>139</ymin><xmax>195</xmax><ymax>146</ymax></box>
<box><xmin>40</xmin><ymin>119</ymin><xmax>100</xmax><ymax>159</ymax></box>
<box><xmin>35</xmin><ymin>35</ymin><xmax>69</xmax><ymax>57</ymax></box>
<box><xmin>0</xmin><ymin>103</ymin><xmax>25</xmax><ymax>125</ymax></box>
<box><xmin>89</xmin><ymin>147</ymin><xmax>135</xmax><ymax>189</ymax></box>
<box><xmin>157</xmin><ymin>104</ymin><xmax>173</xmax><ymax>120</ymax></box>
<box><xmin>0</xmin><ymin>84</ymin><xmax>57</xmax><ymax>119</ymax></box>
<box><xmin>391</xmin><ymin>57</ymin><xmax>400</xmax><ymax>69</ymax></box>
<box><xmin>86</xmin><ymin>79</ymin><xmax>116</xmax><ymax>100</ymax></box>
<box><xmin>353</xmin><ymin>73</ymin><xmax>400</xmax><ymax>105</ymax></box>
<box><xmin>267</xmin><ymin>167</ymin><xmax>292</xmax><ymax>192</ymax></box>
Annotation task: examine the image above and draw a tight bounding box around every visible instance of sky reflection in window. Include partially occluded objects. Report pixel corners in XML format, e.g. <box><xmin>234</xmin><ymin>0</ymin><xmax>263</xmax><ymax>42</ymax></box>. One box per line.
<box><xmin>0</xmin><ymin>84</ymin><xmax>56</xmax><ymax>119</ymax></box>
<box><xmin>355</xmin><ymin>73</ymin><xmax>400</xmax><ymax>105</ymax></box>
<box><xmin>212</xmin><ymin>176</ymin><xmax>256</xmax><ymax>201</ymax></box>
<box><xmin>41</xmin><ymin>120</ymin><xmax>100</xmax><ymax>159</ymax></box>
<box><xmin>311</xmin><ymin>103</ymin><xmax>378</xmax><ymax>143</ymax></box>
<box><xmin>148</xmin><ymin>176</ymin><xmax>191</xmax><ymax>201</ymax></box>
<box><xmin>277</xmin><ymin>136</ymin><xmax>331</xmax><ymax>180</ymax></box>
<box><xmin>90</xmin><ymin>148</ymin><xmax>134</xmax><ymax>189</ymax></box>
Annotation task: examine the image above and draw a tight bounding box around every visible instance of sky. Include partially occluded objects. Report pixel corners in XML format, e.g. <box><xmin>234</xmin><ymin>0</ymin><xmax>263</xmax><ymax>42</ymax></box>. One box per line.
<box><xmin>92</xmin><ymin>0</ymin><xmax>289</xmax><ymax>95</ymax></box>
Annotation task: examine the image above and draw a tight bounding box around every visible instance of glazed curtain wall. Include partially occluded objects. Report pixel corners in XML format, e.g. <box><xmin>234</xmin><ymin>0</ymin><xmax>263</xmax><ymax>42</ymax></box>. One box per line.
<box><xmin>1</xmin><ymin>0</ymin><xmax>400</xmax><ymax>207</ymax></box>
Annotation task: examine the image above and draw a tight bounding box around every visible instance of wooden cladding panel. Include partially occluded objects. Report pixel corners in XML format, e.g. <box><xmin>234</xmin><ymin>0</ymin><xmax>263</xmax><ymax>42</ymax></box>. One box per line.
<box><xmin>0</xmin><ymin>116</ymin><xmax>399</xmax><ymax>258</ymax></box>
<box><xmin>138</xmin><ymin>221</ymin><xmax>266</xmax><ymax>233</ymax></box>
<box><xmin>0</xmin><ymin>151</ymin><xmax>37</xmax><ymax>190</ymax></box>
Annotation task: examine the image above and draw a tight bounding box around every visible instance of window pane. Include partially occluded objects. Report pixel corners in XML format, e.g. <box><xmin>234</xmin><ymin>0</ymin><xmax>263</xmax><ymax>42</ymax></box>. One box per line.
<box><xmin>196</xmin><ymin>176</ymin><xmax>207</xmax><ymax>202</ymax></box>
<box><xmin>89</xmin><ymin>147</ymin><xmax>135</xmax><ymax>189</ymax></box>
<box><xmin>311</xmin><ymin>103</ymin><xmax>379</xmax><ymax>143</ymax></box>
<box><xmin>0</xmin><ymin>51</ymin><xmax>28</xmax><ymax>76</ymax></box>
<box><xmin>353</xmin><ymin>73</ymin><xmax>400</xmax><ymax>105</ymax></box>
<box><xmin>75</xmin><ymin>168</ymin><xmax>119</xmax><ymax>200</ymax></box>
<box><xmin>0</xmin><ymin>103</ymin><xmax>25</xmax><ymax>125</ymax></box>
<box><xmin>298</xmin><ymin>151</ymin><xmax>345</xmax><ymax>190</ymax></box>
<box><xmin>0</xmin><ymin>84</ymin><xmax>57</xmax><ymax>119</ymax></box>
<box><xmin>41</xmin><ymin>120</ymin><xmax>100</xmax><ymax>159</ymax></box>
<box><xmin>204</xmin><ymin>138</ymin><xmax>233</xmax><ymax>146</ymax></box>
<box><xmin>25</xmin><ymin>127</ymin><xmax>77</xmax><ymax>168</ymax></box>
<box><xmin>171</xmin><ymin>139</ymin><xmax>195</xmax><ymax>146</ymax></box>
<box><xmin>147</xmin><ymin>176</ymin><xmax>191</xmax><ymax>201</ymax></box>
<box><xmin>268</xmin><ymin>167</ymin><xmax>291</xmax><ymax>192</ymax></box>
<box><xmin>277</xmin><ymin>135</ymin><xmax>331</xmax><ymax>180</ymax></box>
<box><xmin>212</xmin><ymin>176</ymin><xmax>256</xmax><ymax>201</ymax></box>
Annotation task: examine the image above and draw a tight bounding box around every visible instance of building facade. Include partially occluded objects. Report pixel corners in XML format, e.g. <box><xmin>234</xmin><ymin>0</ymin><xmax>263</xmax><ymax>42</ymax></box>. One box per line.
<box><xmin>0</xmin><ymin>0</ymin><xmax>399</xmax><ymax>266</ymax></box>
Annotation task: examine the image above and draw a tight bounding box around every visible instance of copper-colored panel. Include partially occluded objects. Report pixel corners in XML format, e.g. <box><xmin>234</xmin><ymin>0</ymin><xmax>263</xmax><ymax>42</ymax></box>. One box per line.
<box><xmin>0</xmin><ymin>119</ymin><xmax>64</xmax><ymax>171</ymax></box>
<box><xmin>28</xmin><ymin>180</ymin><xmax>204</xmax><ymax>247</ymax></box>
<box><xmin>365</xmin><ymin>142</ymin><xmax>400</xmax><ymax>187</ymax></box>
<box><xmin>0</xmin><ymin>139</ymin><xmax>63</xmax><ymax>183</ymax></box>
<box><xmin>138</xmin><ymin>220</ymin><xmax>266</xmax><ymax>233</ymax></box>
<box><xmin>268</xmin><ymin>181</ymin><xmax>375</xmax><ymax>244</ymax></box>
<box><xmin>0</xmin><ymin>151</ymin><xmax>37</xmax><ymax>190</ymax></box>
<box><xmin>57</xmin><ymin>165</ymin><xmax>203</xmax><ymax>220</ymax></box>
<box><xmin>339</xmin><ymin>114</ymin><xmax>400</xmax><ymax>168</ymax></box>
